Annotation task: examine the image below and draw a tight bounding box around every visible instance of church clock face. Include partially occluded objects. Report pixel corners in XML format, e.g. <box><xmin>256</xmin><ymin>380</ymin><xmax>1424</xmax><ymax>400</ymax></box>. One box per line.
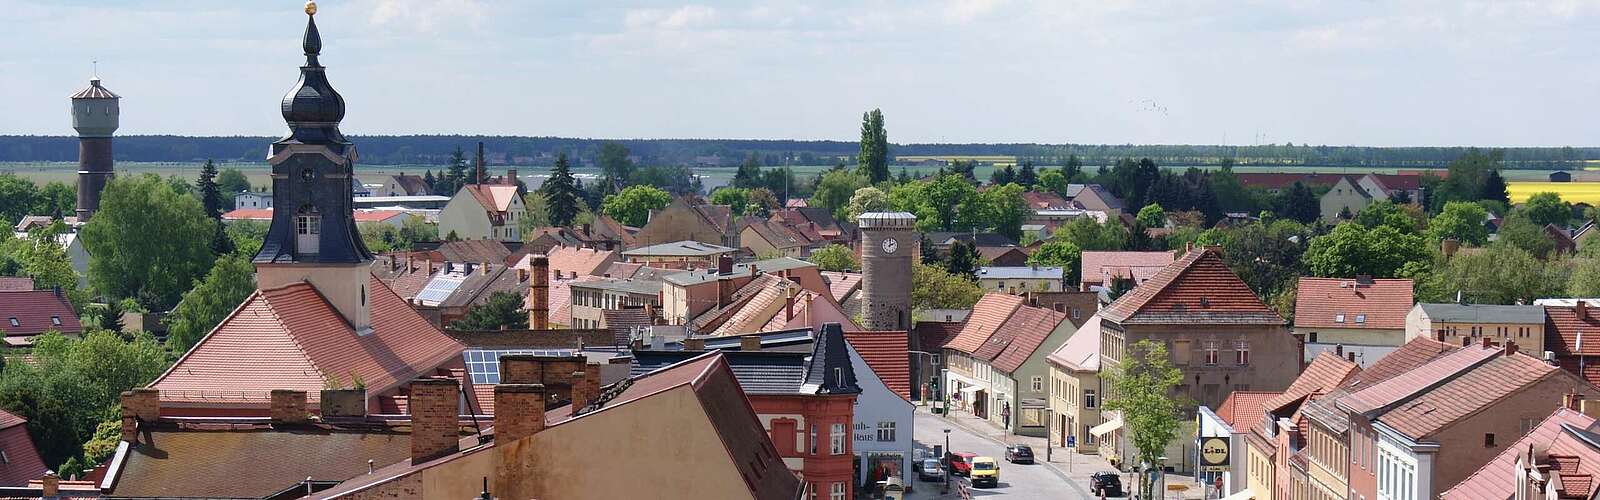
<box><xmin>881</xmin><ymin>237</ymin><xmax>898</xmax><ymax>254</ymax></box>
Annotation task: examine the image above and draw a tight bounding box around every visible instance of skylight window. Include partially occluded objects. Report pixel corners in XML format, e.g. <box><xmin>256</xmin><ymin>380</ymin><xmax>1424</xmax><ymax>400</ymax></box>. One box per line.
<box><xmin>1334</xmin><ymin>314</ymin><xmax>1345</xmax><ymax>323</ymax></box>
<box><xmin>1355</xmin><ymin>314</ymin><xmax>1366</xmax><ymax>324</ymax></box>
<box><xmin>6</xmin><ymin>318</ymin><xmax>16</xmax><ymax>327</ymax></box>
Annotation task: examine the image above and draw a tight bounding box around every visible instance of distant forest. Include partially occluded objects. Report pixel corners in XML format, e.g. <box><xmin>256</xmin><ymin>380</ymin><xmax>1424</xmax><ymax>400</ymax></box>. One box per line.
<box><xmin>1</xmin><ymin>135</ymin><xmax>1595</xmax><ymax>169</ymax></box>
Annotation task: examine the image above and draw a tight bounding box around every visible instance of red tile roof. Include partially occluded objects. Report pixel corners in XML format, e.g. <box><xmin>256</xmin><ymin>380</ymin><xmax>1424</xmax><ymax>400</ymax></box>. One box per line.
<box><xmin>152</xmin><ymin>277</ymin><xmax>465</xmax><ymax>405</ymax></box>
<box><xmin>0</xmin><ymin>290</ymin><xmax>82</xmax><ymax>337</ymax></box>
<box><xmin>1215</xmin><ymin>391</ymin><xmax>1281</xmax><ymax>431</ymax></box>
<box><xmin>945</xmin><ymin>294</ymin><xmax>1025</xmax><ymax>354</ymax></box>
<box><xmin>0</xmin><ymin>411</ymin><xmax>45</xmax><ymax>487</ymax></box>
<box><xmin>0</xmin><ymin>277</ymin><xmax>34</xmax><ymax>292</ymax></box>
<box><xmin>990</xmin><ymin>306</ymin><xmax>1069</xmax><ymax>373</ymax></box>
<box><xmin>914</xmin><ymin>321</ymin><xmax>964</xmax><ymax>351</ymax></box>
<box><xmin>516</xmin><ymin>246</ymin><xmax>617</xmax><ymax>278</ymax></box>
<box><xmin>1293</xmin><ymin>278</ymin><xmax>1413</xmax><ymax>330</ymax></box>
<box><xmin>1020</xmin><ymin>191</ymin><xmax>1071</xmax><ymax>210</ymax></box>
<box><xmin>844</xmin><ymin>331</ymin><xmax>912</xmax><ymax>400</ymax></box>
<box><xmin>1546</xmin><ymin>306</ymin><xmax>1600</xmax><ymax>357</ymax></box>
<box><xmin>1345</xmin><ymin>336</ymin><xmax>1461</xmax><ymax>387</ymax></box>
<box><xmin>821</xmin><ymin>271</ymin><xmax>863</xmax><ymax>302</ymax></box>
<box><xmin>1262</xmin><ymin>352</ymin><xmax>1360</xmax><ymax>414</ymax></box>
<box><xmin>1101</xmin><ymin>248</ymin><xmax>1282</xmax><ymax>325</ymax></box>
<box><xmin>1340</xmin><ymin>344</ymin><xmax>1500</xmax><ymax>416</ymax></box>
<box><xmin>1446</xmin><ymin>408</ymin><xmax>1600</xmax><ymax>500</ymax></box>
<box><xmin>1079</xmin><ymin>251</ymin><xmax>1176</xmax><ymax>286</ymax></box>
<box><xmin>462</xmin><ymin>184</ymin><xmax>519</xmax><ymax>215</ymax></box>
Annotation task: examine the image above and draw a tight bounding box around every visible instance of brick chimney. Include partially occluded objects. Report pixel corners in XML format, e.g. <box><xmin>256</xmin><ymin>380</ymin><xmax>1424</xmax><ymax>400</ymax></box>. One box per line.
<box><xmin>1482</xmin><ymin>337</ymin><xmax>1494</xmax><ymax>349</ymax></box>
<box><xmin>1334</xmin><ymin>344</ymin><xmax>1344</xmax><ymax>357</ymax></box>
<box><xmin>505</xmin><ymin>169</ymin><xmax>518</xmax><ymax>186</ymax></box>
<box><xmin>499</xmin><ymin>355</ymin><xmax>541</xmax><ymax>385</ymax></box>
<box><xmin>41</xmin><ymin>472</ymin><xmax>58</xmax><ymax>497</ymax></box>
<box><xmin>320</xmin><ymin>389</ymin><xmax>368</xmax><ymax>418</ymax></box>
<box><xmin>1565</xmin><ymin>393</ymin><xmax>1584</xmax><ymax>411</ymax></box>
<box><xmin>120</xmin><ymin>388</ymin><xmax>159</xmax><ymax>443</ymax></box>
<box><xmin>1462</xmin><ymin>335</ymin><xmax>1473</xmax><ymax>347</ymax></box>
<box><xmin>270</xmin><ymin>389</ymin><xmax>308</xmax><ymax>424</ymax></box>
<box><xmin>685</xmin><ymin>337</ymin><xmax>705</xmax><ymax>351</ymax></box>
<box><xmin>409</xmin><ymin>377</ymin><xmax>460</xmax><ymax>464</ymax></box>
<box><xmin>1505</xmin><ymin>341</ymin><xmax>1519</xmax><ymax>357</ymax></box>
<box><xmin>529</xmin><ymin>255</ymin><xmax>550</xmax><ymax>329</ymax></box>
<box><xmin>493</xmin><ymin>383</ymin><xmax>545</xmax><ymax>444</ymax></box>
<box><xmin>570</xmin><ymin>365</ymin><xmax>601</xmax><ymax>410</ymax></box>
<box><xmin>741</xmin><ymin>336</ymin><xmax>762</xmax><ymax>352</ymax></box>
<box><xmin>1578</xmin><ymin>300</ymin><xmax>1590</xmax><ymax>320</ymax></box>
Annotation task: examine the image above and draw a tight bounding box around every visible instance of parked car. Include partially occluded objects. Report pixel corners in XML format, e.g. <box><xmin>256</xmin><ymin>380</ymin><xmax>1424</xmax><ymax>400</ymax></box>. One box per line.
<box><xmin>946</xmin><ymin>452</ymin><xmax>977</xmax><ymax>476</ymax></box>
<box><xmin>1090</xmin><ymin>471</ymin><xmax>1124</xmax><ymax>497</ymax></box>
<box><xmin>917</xmin><ymin>459</ymin><xmax>945</xmax><ymax>481</ymax></box>
<box><xmin>1004</xmin><ymin>444</ymin><xmax>1034</xmax><ymax>464</ymax></box>
<box><xmin>969</xmin><ymin>456</ymin><xmax>1000</xmax><ymax>488</ymax></box>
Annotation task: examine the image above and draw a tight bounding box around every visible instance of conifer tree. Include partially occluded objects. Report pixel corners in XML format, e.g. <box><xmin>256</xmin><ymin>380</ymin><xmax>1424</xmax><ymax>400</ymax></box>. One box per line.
<box><xmin>197</xmin><ymin>159</ymin><xmax>223</xmax><ymax>220</ymax></box>
<box><xmin>543</xmin><ymin>153</ymin><xmax>581</xmax><ymax>227</ymax></box>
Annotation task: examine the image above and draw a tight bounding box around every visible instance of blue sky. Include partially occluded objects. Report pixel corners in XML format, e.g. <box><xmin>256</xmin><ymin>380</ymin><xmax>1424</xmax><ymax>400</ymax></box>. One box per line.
<box><xmin>2</xmin><ymin>0</ymin><xmax>1597</xmax><ymax>146</ymax></box>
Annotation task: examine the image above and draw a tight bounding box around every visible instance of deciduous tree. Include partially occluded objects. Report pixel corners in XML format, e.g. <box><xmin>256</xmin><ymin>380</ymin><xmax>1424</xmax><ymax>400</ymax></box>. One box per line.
<box><xmin>161</xmin><ymin>253</ymin><xmax>256</xmax><ymax>353</ymax></box>
<box><xmin>1104</xmin><ymin>339</ymin><xmax>1184</xmax><ymax>498</ymax></box>
<box><xmin>1426</xmin><ymin>201</ymin><xmax>1490</xmax><ymax>245</ymax></box>
<box><xmin>911</xmin><ymin>263</ymin><xmax>983</xmax><ymax>310</ymax></box>
<box><xmin>1521</xmin><ymin>192</ymin><xmax>1572</xmax><ymax>227</ymax></box>
<box><xmin>1027</xmin><ymin>240</ymin><xmax>1082</xmax><ymax>285</ymax></box>
<box><xmin>601</xmin><ymin>185</ymin><xmax>672</xmax><ymax>227</ymax></box>
<box><xmin>811</xmin><ymin>170</ymin><xmax>869</xmax><ymax>222</ymax></box>
<box><xmin>81</xmin><ymin>174</ymin><xmax>216</xmax><ymax>311</ymax></box>
<box><xmin>845</xmin><ymin>187</ymin><xmax>889</xmax><ymax>223</ymax></box>
<box><xmin>807</xmin><ymin>244</ymin><xmax>857</xmax><ymax>272</ymax></box>
<box><xmin>1135</xmin><ymin>203</ymin><xmax>1166</xmax><ymax>228</ymax></box>
<box><xmin>449</xmin><ymin>291</ymin><xmax>529</xmax><ymax>331</ymax></box>
<box><xmin>857</xmin><ymin>109</ymin><xmax>889</xmax><ymax>184</ymax></box>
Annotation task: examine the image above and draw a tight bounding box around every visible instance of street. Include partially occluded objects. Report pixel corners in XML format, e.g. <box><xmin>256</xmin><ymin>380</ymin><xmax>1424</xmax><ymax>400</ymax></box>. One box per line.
<box><xmin>908</xmin><ymin>410</ymin><xmax>1095</xmax><ymax>499</ymax></box>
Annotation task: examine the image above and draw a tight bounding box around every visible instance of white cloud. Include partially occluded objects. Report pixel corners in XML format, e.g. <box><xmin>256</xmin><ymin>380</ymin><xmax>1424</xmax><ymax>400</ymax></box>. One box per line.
<box><xmin>942</xmin><ymin>0</ymin><xmax>1004</xmax><ymax>23</ymax></box>
<box><xmin>363</xmin><ymin>0</ymin><xmax>486</xmax><ymax>34</ymax></box>
<box><xmin>623</xmin><ymin>4</ymin><xmax>717</xmax><ymax>30</ymax></box>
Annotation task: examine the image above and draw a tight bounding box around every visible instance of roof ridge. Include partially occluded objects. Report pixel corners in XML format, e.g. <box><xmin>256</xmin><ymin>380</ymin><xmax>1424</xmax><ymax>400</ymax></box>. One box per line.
<box><xmin>150</xmin><ymin>290</ymin><xmax>284</xmax><ymax>387</ymax></box>
<box><xmin>259</xmin><ymin>286</ymin><xmax>336</xmax><ymax>385</ymax></box>
<box><xmin>1422</xmin><ymin>354</ymin><xmax>1567</xmax><ymax>439</ymax></box>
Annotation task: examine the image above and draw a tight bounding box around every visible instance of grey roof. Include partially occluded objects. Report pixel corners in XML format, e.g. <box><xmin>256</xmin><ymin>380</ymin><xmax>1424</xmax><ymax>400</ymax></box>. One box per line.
<box><xmin>662</xmin><ymin>257</ymin><xmax>816</xmax><ymax>286</ymax></box>
<box><xmin>571</xmin><ymin>277</ymin><xmax>664</xmax><ymax>296</ymax></box>
<box><xmin>977</xmin><ymin>266</ymin><xmax>1065</xmax><ymax>280</ymax></box>
<box><xmin>1416</xmin><ymin>303</ymin><xmax>1546</xmax><ymax>324</ymax></box>
<box><xmin>927</xmin><ymin>232</ymin><xmax>1018</xmax><ymax>248</ymax></box>
<box><xmin>622</xmin><ymin>240</ymin><xmax>737</xmax><ymax>257</ymax></box>
<box><xmin>631</xmin><ymin>350</ymin><xmax>806</xmax><ymax>394</ymax></box>
<box><xmin>801</xmin><ymin>323</ymin><xmax>860</xmax><ymax>395</ymax></box>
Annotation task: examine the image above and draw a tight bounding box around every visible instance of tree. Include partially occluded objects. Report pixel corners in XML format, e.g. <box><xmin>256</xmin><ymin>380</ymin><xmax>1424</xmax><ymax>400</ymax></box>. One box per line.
<box><xmin>745</xmin><ymin>188</ymin><xmax>780</xmax><ymax>218</ymax></box>
<box><xmin>811</xmin><ymin>170</ymin><xmax>869</xmax><ymax>222</ymax></box>
<box><xmin>1304</xmin><ymin>223</ymin><xmax>1429</xmax><ymax>279</ymax></box>
<box><xmin>601</xmin><ymin>185</ymin><xmax>672</xmax><ymax>227</ymax></box>
<box><xmin>1016</xmin><ymin>161</ymin><xmax>1038</xmax><ymax>188</ymax></box>
<box><xmin>1027</xmin><ymin>240</ymin><xmax>1082</xmax><ymax>286</ymax></box>
<box><xmin>81</xmin><ymin>174</ymin><xmax>216</xmax><ymax>311</ymax></box>
<box><xmin>1521</xmin><ymin>192</ymin><xmax>1572</xmax><ymax>227</ymax></box>
<box><xmin>917</xmin><ymin>174</ymin><xmax>979</xmax><ymax>231</ymax></box>
<box><xmin>989</xmin><ymin>165</ymin><xmax>1015</xmax><ymax>186</ymax></box>
<box><xmin>1480</xmin><ymin>169</ymin><xmax>1510</xmax><ymax>206</ymax></box>
<box><xmin>1434</xmin><ymin>244</ymin><xmax>1567</xmax><ymax>305</ymax></box>
<box><xmin>1426</xmin><ymin>201</ymin><xmax>1490</xmax><ymax>245</ymax></box>
<box><xmin>1282</xmin><ymin>181</ymin><xmax>1320</xmax><ymax>223</ymax></box>
<box><xmin>845</xmin><ymin>187</ymin><xmax>889</xmax><ymax>223</ymax></box>
<box><xmin>449</xmin><ymin>291</ymin><xmax>529</xmax><ymax>331</ymax></box>
<box><xmin>1057</xmin><ymin>217</ymin><xmax>1128</xmax><ymax>251</ymax></box>
<box><xmin>1201</xmin><ymin>220</ymin><xmax>1312</xmax><ymax>299</ymax></box>
<box><xmin>1037</xmin><ymin>169</ymin><xmax>1069</xmax><ymax>197</ymax></box>
<box><xmin>1103</xmin><ymin>339</ymin><xmax>1184</xmax><ymax>498</ymax></box>
<box><xmin>197</xmin><ymin>159</ymin><xmax>223</xmax><ymax>219</ymax></box>
<box><xmin>1570</xmin><ymin>258</ymin><xmax>1600</xmax><ymax>297</ymax></box>
<box><xmin>596</xmin><ymin>141</ymin><xmax>634</xmax><ymax>190</ymax></box>
<box><xmin>965</xmin><ymin>183</ymin><xmax>1028</xmax><ymax>242</ymax></box>
<box><xmin>0</xmin><ymin>330</ymin><xmax>168</xmax><ymax>470</ymax></box>
<box><xmin>807</xmin><ymin>244</ymin><xmax>858</xmax><ymax>272</ymax></box>
<box><xmin>1495</xmin><ymin>214</ymin><xmax>1557</xmax><ymax>258</ymax></box>
<box><xmin>33</xmin><ymin>181</ymin><xmax>75</xmax><ymax>219</ymax></box>
<box><xmin>911</xmin><ymin>263</ymin><xmax>983</xmax><ymax>310</ymax></box>
<box><xmin>710</xmin><ymin>187</ymin><xmax>750</xmax><ymax>216</ymax></box>
<box><xmin>857</xmin><ymin>109</ymin><xmax>889</xmax><ymax>184</ymax></box>
<box><xmin>162</xmin><ymin>253</ymin><xmax>256</xmax><ymax>353</ymax></box>
<box><xmin>8</xmin><ymin>223</ymin><xmax>89</xmax><ymax>311</ymax></box>
<box><xmin>440</xmin><ymin>146</ymin><xmax>469</xmax><ymax>194</ymax></box>
<box><xmin>542</xmin><ymin>153</ymin><xmax>582</xmax><ymax>227</ymax></box>
<box><xmin>225</xmin><ymin>219</ymin><xmax>269</xmax><ymax>258</ymax></box>
<box><xmin>1135</xmin><ymin>203</ymin><xmax>1166</xmax><ymax>228</ymax></box>
<box><xmin>0</xmin><ymin>173</ymin><xmax>40</xmax><ymax>226</ymax></box>
<box><xmin>216</xmin><ymin>168</ymin><xmax>251</xmax><ymax>202</ymax></box>
<box><xmin>1353</xmin><ymin>200</ymin><xmax>1424</xmax><ymax>234</ymax></box>
<box><xmin>945</xmin><ymin>240</ymin><xmax>980</xmax><ymax>277</ymax></box>
<box><xmin>733</xmin><ymin>154</ymin><xmax>762</xmax><ymax>189</ymax></box>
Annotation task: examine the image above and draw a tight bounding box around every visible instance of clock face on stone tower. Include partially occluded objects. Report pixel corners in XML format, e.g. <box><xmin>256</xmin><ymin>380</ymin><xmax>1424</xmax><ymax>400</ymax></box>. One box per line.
<box><xmin>881</xmin><ymin>237</ymin><xmax>898</xmax><ymax>254</ymax></box>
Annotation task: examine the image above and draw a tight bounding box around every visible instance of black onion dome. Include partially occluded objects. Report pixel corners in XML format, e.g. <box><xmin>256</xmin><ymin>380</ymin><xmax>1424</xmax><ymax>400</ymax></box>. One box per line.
<box><xmin>278</xmin><ymin>11</ymin><xmax>348</xmax><ymax>146</ymax></box>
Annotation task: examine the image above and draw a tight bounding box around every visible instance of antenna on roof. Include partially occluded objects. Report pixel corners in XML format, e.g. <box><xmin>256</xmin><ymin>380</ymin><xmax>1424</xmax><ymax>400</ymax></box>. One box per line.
<box><xmin>459</xmin><ymin>383</ymin><xmax>486</xmax><ymax>445</ymax></box>
<box><xmin>92</xmin><ymin>59</ymin><xmax>98</xmax><ymax>79</ymax></box>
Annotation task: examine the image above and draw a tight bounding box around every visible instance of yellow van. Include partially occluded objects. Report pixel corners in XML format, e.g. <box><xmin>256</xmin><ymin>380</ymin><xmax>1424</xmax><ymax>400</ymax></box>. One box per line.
<box><xmin>969</xmin><ymin>456</ymin><xmax>999</xmax><ymax>488</ymax></box>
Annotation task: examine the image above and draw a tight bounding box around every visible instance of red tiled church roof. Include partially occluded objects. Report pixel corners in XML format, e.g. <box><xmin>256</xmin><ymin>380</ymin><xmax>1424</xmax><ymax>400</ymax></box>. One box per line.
<box><xmin>152</xmin><ymin>276</ymin><xmax>465</xmax><ymax>405</ymax></box>
<box><xmin>1101</xmin><ymin>248</ymin><xmax>1282</xmax><ymax>325</ymax></box>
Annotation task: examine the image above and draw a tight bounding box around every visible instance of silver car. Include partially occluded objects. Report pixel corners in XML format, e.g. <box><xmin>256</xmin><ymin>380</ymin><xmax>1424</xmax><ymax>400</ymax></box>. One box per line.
<box><xmin>916</xmin><ymin>458</ymin><xmax>945</xmax><ymax>481</ymax></box>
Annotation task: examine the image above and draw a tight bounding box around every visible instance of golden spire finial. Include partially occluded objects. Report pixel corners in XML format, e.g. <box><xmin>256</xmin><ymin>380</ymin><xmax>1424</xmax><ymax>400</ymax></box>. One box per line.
<box><xmin>304</xmin><ymin>1</ymin><xmax>317</xmax><ymax>16</ymax></box>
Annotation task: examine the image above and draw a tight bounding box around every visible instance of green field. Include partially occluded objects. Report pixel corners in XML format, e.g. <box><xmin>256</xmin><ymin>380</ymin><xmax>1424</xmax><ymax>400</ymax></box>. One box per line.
<box><xmin>0</xmin><ymin>161</ymin><xmax>1566</xmax><ymax>190</ymax></box>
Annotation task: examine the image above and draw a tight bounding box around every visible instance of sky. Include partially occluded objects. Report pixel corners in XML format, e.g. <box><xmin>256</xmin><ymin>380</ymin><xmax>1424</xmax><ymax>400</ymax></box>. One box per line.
<box><xmin>2</xmin><ymin>0</ymin><xmax>1597</xmax><ymax>147</ymax></box>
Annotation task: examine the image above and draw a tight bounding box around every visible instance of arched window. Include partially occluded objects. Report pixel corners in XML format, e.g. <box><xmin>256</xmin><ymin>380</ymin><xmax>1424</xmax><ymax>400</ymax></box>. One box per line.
<box><xmin>296</xmin><ymin>205</ymin><xmax>321</xmax><ymax>255</ymax></box>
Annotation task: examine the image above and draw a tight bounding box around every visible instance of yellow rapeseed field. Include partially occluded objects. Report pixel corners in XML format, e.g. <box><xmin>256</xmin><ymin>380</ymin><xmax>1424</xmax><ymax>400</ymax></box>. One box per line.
<box><xmin>1507</xmin><ymin>181</ymin><xmax>1600</xmax><ymax>205</ymax></box>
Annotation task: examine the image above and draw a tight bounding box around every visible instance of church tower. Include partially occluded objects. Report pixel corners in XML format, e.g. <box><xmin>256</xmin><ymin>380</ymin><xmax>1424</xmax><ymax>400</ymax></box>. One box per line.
<box><xmin>254</xmin><ymin>1</ymin><xmax>375</xmax><ymax>333</ymax></box>
<box><xmin>858</xmin><ymin>212</ymin><xmax>916</xmax><ymax>331</ymax></box>
<box><xmin>71</xmin><ymin>76</ymin><xmax>119</xmax><ymax>221</ymax></box>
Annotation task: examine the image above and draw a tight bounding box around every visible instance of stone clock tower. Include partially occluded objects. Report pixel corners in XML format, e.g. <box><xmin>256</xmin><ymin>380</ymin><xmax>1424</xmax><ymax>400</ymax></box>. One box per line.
<box><xmin>858</xmin><ymin>212</ymin><xmax>916</xmax><ymax>331</ymax></box>
<box><xmin>254</xmin><ymin>2</ymin><xmax>375</xmax><ymax>333</ymax></box>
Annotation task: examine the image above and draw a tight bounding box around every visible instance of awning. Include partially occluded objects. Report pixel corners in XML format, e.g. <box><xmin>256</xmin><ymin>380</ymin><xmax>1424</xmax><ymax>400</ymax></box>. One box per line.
<box><xmin>1090</xmin><ymin>417</ymin><xmax>1124</xmax><ymax>437</ymax></box>
<box><xmin>959</xmin><ymin>386</ymin><xmax>983</xmax><ymax>395</ymax></box>
<box><xmin>1220</xmin><ymin>489</ymin><xmax>1255</xmax><ymax>500</ymax></box>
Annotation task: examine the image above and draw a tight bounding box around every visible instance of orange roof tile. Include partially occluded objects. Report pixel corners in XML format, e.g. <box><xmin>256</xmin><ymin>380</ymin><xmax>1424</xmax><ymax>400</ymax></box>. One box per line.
<box><xmin>1293</xmin><ymin>278</ymin><xmax>1413</xmax><ymax>330</ymax></box>
<box><xmin>844</xmin><ymin>331</ymin><xmax>912</xmax><ymax>400</ymax></box>
<box><xmin>153</xmin><ymin>277</ymin><xmax>465</xmax><ymax>405</ymax></box>
<box><xmin>1262</xmin><ymin>352</ymin><xmax>1360</xmax><ymax>414</ymax></box>
<box><xmin>1215</xmin><ymin>391</ymin><xmax>1281</xmax><ymax>431</ymax></box>
<box><xmin>1079</xmin><ymin>251</ymin><xmax>1176</xmax><ymax>286</ymax></box>
<box><xmin>944</xmin><ymin>294</ymin><xmax>1025</xmax><ymax>354</ymax></box>
<box><xmin>989</xmin><ymin>305</ymin><xmax>1069</xmax><ymax>373</ymax></box>
<box><xmin>1446</xmin><ymin>408</ymin><xmax>1600</xmax><ymax>500</ymax></box>
<box><xmin>1046</xmin><ymin>316</ymin><xmax>1101</xmax><ymax>372</ymax></box>
<box><xmin>1101</xmin><ymin>248</ymin><xmax>1282</xmax><ymax>325</ymax></box>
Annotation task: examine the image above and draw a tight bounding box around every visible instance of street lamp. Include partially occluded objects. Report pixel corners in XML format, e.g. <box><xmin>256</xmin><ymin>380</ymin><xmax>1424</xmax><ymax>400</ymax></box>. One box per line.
<box><xmin>943</xmin><ymin>428</ymin><xmax>952</xmax><ymax>494</ymax></box>
<box><xmin>908</xmin><ymin>350</ymin><xmax>940</xmax><ymax>409</ymax></box>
